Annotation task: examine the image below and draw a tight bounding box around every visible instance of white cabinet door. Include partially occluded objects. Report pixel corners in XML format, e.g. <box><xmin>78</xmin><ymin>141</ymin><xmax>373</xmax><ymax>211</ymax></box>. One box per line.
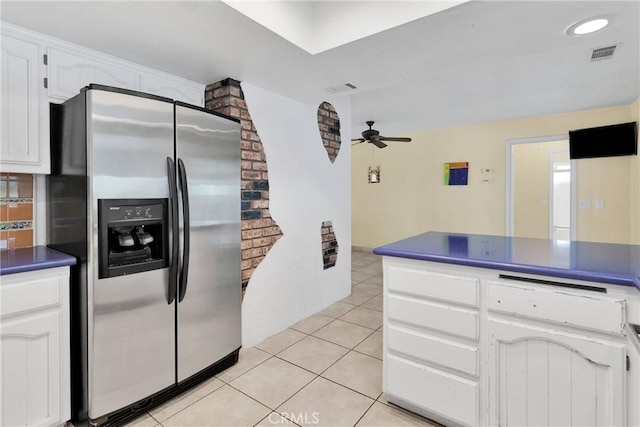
<box><xmin>1</xmin><ymin>311</ymin><xmax>64</xmax><ymax>427</ymax></box>
<box><xmin>0</xmin><ymin>267</ymin><xmax>70</xmax><ymax>427</ymax></box>
<box><xmin>140</xmin><ymin>74</ymin><xmax>203</xmax><ymax>106</ymax></box>
<box><xmin>489</xmin><ymin>318</ymin><xmax>627</xmax><ymax>427</ymax></box>
<box><xmin>0</xmin><ymin>34</ymin><xmax>45</xmax><ymax>172</ymax></box>
<box><xmin>47</xmin><ymin>47</ymin><xmax>137</xmax><ymax>100</ymax></box>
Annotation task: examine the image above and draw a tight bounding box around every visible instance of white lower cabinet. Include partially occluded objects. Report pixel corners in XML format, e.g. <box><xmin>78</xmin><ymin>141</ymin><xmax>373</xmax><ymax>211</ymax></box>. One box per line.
<box><xmin>0</xmin><ymin>267</ymin><xmax>70</xmax><ymax>427</ymax></box>
<box><xmin>382</xmin><ymin>257</ymin><xmax>639</xmax><ymax>427</ymax></box>
<box><xmin>384</xmin><ymin>260</ymin><xmax>481</xmax><ymax>426</ymax></box>
<box><xmin>488</xmin><ymin>319</ymin><xmax>626</xmax><ymax>427</ymax></box>
<box><xmin>386</xmin><ymin>355</ymin><xmax>479</xmax><ymax>427</ymax></box>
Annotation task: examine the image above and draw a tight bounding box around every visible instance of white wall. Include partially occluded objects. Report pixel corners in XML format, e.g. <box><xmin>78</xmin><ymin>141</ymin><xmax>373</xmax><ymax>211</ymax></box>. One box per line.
<box><xmin>240</xmin><ymin>82</ymin><xmax>351</xmax><ymax>347</ymax></box>
<box><xmin>352</xmin><ymin>102</ymin><xmax>639</xmax><ymax>248</ymax></box>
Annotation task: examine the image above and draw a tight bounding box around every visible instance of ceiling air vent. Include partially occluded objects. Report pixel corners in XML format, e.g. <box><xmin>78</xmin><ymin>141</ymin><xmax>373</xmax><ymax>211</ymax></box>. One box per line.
<box><xmin>325</xmin><ymin>83</ymin><xmax>357</xmax><ymax>94</ymax></box>
<box><xmin>590</xmin><ymin>45</ymin><xmax>617</xmax><ymax>61</ymax></box>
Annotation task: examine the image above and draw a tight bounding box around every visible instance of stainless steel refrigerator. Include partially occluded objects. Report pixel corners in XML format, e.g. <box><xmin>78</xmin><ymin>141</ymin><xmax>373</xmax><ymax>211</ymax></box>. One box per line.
<box><xmin>48</xmin><ymin>84</ymin><xmax>241</xmax><ymax>426</ymax></box>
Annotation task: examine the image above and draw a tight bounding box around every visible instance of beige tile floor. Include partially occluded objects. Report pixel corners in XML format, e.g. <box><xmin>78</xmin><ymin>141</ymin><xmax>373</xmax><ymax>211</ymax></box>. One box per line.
<box><xmin>125</xmin><ymin>250</ymin><xmax>438</xmax><ymax>427</ymax></box>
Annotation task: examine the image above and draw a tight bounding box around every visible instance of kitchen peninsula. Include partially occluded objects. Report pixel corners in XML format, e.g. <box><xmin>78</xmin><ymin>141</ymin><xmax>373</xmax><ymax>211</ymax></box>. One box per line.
<box><xmin>374</xmin><ymin>232</ymin><xmax>640</xmax><ymax>427</ymax></box>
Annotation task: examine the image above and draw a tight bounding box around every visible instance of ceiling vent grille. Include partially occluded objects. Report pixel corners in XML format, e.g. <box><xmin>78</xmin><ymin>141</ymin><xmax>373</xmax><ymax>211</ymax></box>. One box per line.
<box><xmin>325</xmin><ymin>83</ymin><xmax>357</xmax><ymax>94</ymax></box>
<box><xmin>590</xmin><ymin>45</ymin><xmax>617</xmax><ymax>61</ymax></box>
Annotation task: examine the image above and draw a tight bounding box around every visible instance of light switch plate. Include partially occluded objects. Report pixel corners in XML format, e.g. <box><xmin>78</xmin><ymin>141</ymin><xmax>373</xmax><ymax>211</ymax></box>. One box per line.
<box><xmin>579</xmin><ymin>200</ymin><xmax>591</xmax><ymax>210</ymax></box>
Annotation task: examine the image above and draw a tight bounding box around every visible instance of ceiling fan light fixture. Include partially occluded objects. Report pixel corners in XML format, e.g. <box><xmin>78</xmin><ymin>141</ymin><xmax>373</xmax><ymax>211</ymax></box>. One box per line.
<box><xmin>567</xmin><ymin>17</ymin><xmax>609</xmax><ymax>36</ymax></box>
<box><xmin>353</xmin><ymin>121</ymin><xmax>411</xmax><ymax>149</ymax></box>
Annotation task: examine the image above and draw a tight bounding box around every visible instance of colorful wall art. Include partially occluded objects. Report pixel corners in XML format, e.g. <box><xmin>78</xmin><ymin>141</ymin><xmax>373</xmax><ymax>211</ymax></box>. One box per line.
<box><xmin>444</xmin><ymin>162</ymin><xmax>469</xmax><ymax>186</ymax></box>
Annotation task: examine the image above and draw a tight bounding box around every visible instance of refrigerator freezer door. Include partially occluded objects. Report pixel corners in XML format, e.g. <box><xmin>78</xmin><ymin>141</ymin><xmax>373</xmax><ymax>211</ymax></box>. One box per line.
<box><xmin>175</xmin><ymin>104</ymin><xmax>241</xmax><ymax>382</ymax></box>
<box><xmin>87</xmin><ymin>89</ymin><xmax>176</xmax><ymax>418</ymax></box>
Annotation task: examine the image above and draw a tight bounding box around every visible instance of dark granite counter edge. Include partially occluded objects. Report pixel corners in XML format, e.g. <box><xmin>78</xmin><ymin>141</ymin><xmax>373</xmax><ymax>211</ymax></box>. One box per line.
<box><xmin>0</xmin><ymin>246</ymin><xmax>77</xmax><ymax>276</ymax></box>
<box><xmin>373</xmin><ymin>248</ymin><xmax>640</xmax><ymax>291</ymax></box>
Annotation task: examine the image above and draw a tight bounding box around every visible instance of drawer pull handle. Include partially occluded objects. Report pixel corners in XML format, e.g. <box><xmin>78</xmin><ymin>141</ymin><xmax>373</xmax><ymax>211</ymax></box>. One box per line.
<box><xmin>499</xmin><ymin>274</ymin><xmax>607</xmax><ymax>293</ymax></box>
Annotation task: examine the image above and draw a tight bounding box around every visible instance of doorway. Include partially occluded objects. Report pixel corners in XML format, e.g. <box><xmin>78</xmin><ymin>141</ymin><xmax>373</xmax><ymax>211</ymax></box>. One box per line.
<box><xmin>506</xmin><ymin>136</ymin><xmax>576</xmax><ymax>241</ymax></box>
<box><xmin>551</xmin><ymin>153</ymin><xmax>571</xmax><ymax>240</ymax></box>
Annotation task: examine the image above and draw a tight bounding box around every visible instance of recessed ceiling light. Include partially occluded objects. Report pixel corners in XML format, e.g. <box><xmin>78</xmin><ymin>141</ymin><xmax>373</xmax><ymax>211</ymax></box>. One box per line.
<box><xmin>567</xmin><ymin>17</ymin><xmax>610</xmax><ymax>36</ymax></box>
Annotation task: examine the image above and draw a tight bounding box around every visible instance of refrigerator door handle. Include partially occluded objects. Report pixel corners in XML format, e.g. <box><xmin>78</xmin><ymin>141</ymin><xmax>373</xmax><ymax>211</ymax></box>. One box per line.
<box><xmin>177</xmin><ymin>157</ymin><xmax>190</xmax><ymax>302</ymax></box>
<box><xmin>167</xmin><ymin>157</ymin><xmax>178</xmax><ymax>304</ymax></box>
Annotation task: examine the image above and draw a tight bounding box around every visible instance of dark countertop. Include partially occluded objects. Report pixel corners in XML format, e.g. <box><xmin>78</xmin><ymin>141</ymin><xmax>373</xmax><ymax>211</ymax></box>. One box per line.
<box><xmin>0</xmin><ymin>246</ymin><xmax>77</xmax><ymax>276</ymax></box>
<box><xmin>374</xmin><ymin>232</ymin><xmax>640</xmax><ymax>291</ymax></box>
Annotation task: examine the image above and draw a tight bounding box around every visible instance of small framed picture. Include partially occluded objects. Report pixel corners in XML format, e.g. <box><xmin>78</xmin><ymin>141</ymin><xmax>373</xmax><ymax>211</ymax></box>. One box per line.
<box><xmin>368</xmin><ymin>166</ymin><xmax>381</xmax><ymax>184</ymax></box>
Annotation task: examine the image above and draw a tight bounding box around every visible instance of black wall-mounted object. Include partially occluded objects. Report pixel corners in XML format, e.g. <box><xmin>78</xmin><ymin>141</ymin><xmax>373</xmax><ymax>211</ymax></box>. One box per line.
<box><xmin>569</xmin><ymin>121</ymin><xmax>637</xmax><ymax>160</ymax></box>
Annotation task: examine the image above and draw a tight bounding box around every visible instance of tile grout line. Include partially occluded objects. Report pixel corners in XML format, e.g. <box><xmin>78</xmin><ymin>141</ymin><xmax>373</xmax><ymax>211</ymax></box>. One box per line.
<box><xmin>254</xmin><ymin>332</ymin><xmax>307</xmax><ymax>358</ymax></box>
<box><xmin>146</xmin><ymin>377</ymin><xmax>228</xmax><ymax>425</ymax></box>
<box><xmin>223</xmin><ymin>359</ymin><xmax>321</xmax><ymax>422</ymax></box>
<box><xmin>252</xmin><ymin>410</ymin><xmax>301</xmax><ymax>427</ymax></box>
<box><xmin>216</xmin><ymin>350</ymin><xmax>274</xmax><ymax>384</ymax></box>
<box><xmin>316</xmin><ymin>374</ymin><xmax>379</xmax><ymax>405</ymax></box>
<box><xmin>134</xmin><ymin>261</ymin><xmax>384</xmax><ymax>427</ymax></box>
<box><xmin>352</xmin><ymin>395</ymin><xmax>379</xmax><ymax>427</ymax></box>
<box><xmin>226</xmin><ymin>373</ymin><xmax>316</xmax><ymax>414</ymax></box>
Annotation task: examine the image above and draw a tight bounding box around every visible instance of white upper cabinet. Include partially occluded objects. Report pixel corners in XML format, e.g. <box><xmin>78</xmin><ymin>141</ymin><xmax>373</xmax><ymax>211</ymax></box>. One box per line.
<box><xmin>141</xmin><ymin>74</ymin><xmax>204</xmax><ymax>106</ymax></box>
<box><xmin>0</xmin><ymin>23</ymin><xmax>206</xmax><ymax>175</ymax></box>
<box><xmin>0</xmin><ymin>33</ymin><xmax>49</xmax><ymax>173</ymax></box>
<box><xmin>47</xmin><ymin>47</ymin><xmax>138</xmax><ymax>100</ymax></box>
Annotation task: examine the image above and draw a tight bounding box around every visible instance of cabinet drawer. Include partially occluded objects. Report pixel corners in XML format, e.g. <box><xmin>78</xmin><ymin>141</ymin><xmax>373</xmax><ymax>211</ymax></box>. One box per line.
<box><xmin>1</xmin><ymin>276</ymin><xmax>61</xmax><ymax>318</ymax></box>
<box><xmin>487</xmin><ymin>281</ymin><xmax>625</xmax><ymax>335</ymax></box>
<box><xmin>387</xmin><ymin>325</ymin><xmax>479</xmax><ymax>376</ymax></box>
<box><xmin>387</xmin><ymin>266</ymin><xmax>478</xmax><ymax>307</ymax></box>
<box><xmin>388</xmin><ymin>294</ymin><xmax>478</xmax><ymax>340</ymax></box>
<box><xmin>386</xmin><ymin>355</ymin><xmax>479</xmax><ymax>427</ymax></box>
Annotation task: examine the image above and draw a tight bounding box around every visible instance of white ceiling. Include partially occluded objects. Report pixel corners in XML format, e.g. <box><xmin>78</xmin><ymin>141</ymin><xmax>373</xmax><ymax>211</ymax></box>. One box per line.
<box><xmin>2</xmin><ymin>1</ymin><xmax>638</xmax><ymax>138</ymax></box>
<box><xmin>221</xmin><ymin>0</ymin><xmax>468</xmax><ymax>54</ymax></box>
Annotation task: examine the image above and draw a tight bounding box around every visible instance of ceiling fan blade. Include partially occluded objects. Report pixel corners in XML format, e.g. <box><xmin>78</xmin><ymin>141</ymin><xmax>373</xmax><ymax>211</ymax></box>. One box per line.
<box><xmin>351</xmin><ymin>140</ymin><xmax>365</xmax><ymax>146</ymax></box>
<box><xmin>351</xmin><ymin>138</ymin><xmax>365</xmax><ymax>142</ymax></box>
<box><xmin>370</xmin><ymin>139</ymin><xmax>388</xmax><ymax>149</ymax></box>
<box><xmin>378</xmin><ymin>136</ymin><xmax>412</xmax><ymax>142</ymax></box>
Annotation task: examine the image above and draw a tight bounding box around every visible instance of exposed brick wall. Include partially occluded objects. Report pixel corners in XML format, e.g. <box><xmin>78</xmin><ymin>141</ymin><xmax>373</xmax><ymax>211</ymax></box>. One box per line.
<box><xmin>205</xmin><ymin>78</ymin><xmax>283</xmax><ymax>293</ymax></box>
<box><xmin>321</xmin><ymin>221</ymin><xmax>338</xmax><ymax>269</ymax></box>
<box><xmin>317</xmin><ymin>102</ymin><xmax>341</xmax><ymax>163</ymax></box>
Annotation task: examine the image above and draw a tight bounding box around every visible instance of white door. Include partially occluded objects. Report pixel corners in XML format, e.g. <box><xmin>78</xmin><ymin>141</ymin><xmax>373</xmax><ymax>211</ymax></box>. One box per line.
<box><xmin>508</xmin><ymin>138</ymin><xmax>574</xmax><ymax>240</ymax></box>
<box><xmin>550</xmin><ymin>153</ymin><xmax>571</xmax><ymax>240</ymax></box>
<box><xmin>488</xmin><ymin>318</ymin><xmax>626</xmax><ymax>426</ymax></box>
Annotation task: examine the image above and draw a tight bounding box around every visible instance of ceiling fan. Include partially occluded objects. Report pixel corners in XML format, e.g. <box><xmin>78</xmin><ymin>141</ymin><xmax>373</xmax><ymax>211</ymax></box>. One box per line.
<box><xmin>351</xmin><ymin>121</ymin><xmax>412</xmax><ymax>149</ymax></box>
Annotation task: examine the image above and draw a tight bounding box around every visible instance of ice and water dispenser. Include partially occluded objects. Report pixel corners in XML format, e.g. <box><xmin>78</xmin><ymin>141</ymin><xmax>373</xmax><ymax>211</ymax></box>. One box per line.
<box><xmin>98</xmin><ymin>199</ymin><xmax>169</xmax><ymax>278</ymax></box>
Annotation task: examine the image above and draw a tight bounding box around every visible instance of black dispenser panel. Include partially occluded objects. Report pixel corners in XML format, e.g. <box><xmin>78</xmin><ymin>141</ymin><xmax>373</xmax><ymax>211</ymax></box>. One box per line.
<box><xmin>98</xmin><ymin>198</ymin><xmax>169</xmax><ymax>278</ymax></box>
